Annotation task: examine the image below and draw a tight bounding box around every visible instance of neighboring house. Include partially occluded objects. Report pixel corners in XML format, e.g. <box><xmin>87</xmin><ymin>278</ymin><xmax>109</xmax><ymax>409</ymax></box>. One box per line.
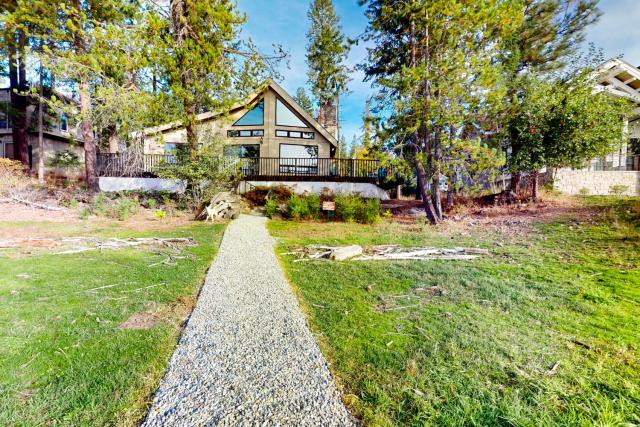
<box><xmin>0</xmin><ymin>87</ymin><xmax>84</xmax><ymax>176</ymax></box>
<box><xmin>99</xmin><ymin>80</ymin><xmax>389</xmax><ymax>198</ymax></box>
<box><xmin>554</xmin><ymin>58</ymin><xmax>640</xmax><ymax>196</ymax></box>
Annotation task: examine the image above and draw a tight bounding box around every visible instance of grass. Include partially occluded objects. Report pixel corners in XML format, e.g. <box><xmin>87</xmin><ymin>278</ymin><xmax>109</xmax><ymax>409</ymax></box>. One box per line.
<box><xmin>269</xmin><ymin>197</ymin><xmax>640</xmax><ymax>426</ymax></box>
<box><xmin>0</xmin><ymin>220</ymin><xmax>225</xmax><ymax>426</ymax></box>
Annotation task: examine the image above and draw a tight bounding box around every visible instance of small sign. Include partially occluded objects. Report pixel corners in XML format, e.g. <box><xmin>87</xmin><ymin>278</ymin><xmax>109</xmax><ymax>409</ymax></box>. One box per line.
<box><xmin>322</xmin><ymin>201</ymin><xmax>336</xmax><ymax>211</ymax></box>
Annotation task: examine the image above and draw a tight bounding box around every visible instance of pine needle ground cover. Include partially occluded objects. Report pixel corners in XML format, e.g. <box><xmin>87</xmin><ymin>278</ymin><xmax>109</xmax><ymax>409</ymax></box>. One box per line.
<box><xmin>270</xmin><ymin>197</ymin><xmax>640</xmax><ymax>426</ymax></box>
<box><xmin>0</xmin><ymin>220</ymin><xmax>225</xmax><ymax>426</ymax></box>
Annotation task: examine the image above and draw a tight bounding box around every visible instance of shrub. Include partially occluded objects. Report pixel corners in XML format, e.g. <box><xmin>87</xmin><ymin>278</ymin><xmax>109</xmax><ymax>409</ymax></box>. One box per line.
<box><xmin>335</xmin><ymin>195</ymin><xmax>360</xmax><ymax>222</ymax></box>
<box><xmin>244</xmin><ymin>185</ymin><xmax>293</xmax><ymax>206</ymax></box>
<box><xmin>357</xmin><ymin>198</ymin><xmax>381</xmax><ymax>224</ymax></box>
<box><xmin>154</xmin><ymin>209</ymin><xmax>167</xmax><ymax>220</ymax></box>
<box><xmin>115</xmin><ymin>198</ymin><xmax>136</xmax><ymax>221</ymax></box>
<box><xmin>0</xmin><ymin>158</ymin><xmax>29</xmax><ymax>196</ymax></box>
<box><xmin>306</xmin><ymin>193</ymin><xmax>322</xmax><ymax>219</ymax></box>
<box><xmin>578</xmin><ymin>187</ymin><xmax>590</xmax><ymax>196</ymax></box>
<box><xmin>265</xmin><ymin>198</ymin><xmax>278</xmax><ymax>218</ymax></box>
<box><xmin>69</xmin><ymin>198</ymin><xmax>78</xmax><ymax>209</ymax></box>
<box><xmin>92</xmin><ymin>193</ymin><xmax>108</xmax><ymax>216</ymax></box>
<box><xmin>287</xmin><ymin>195</ymin><xmax>310</xmax><ymax>221</ymax></box>
<box><xmin>79</xmin><ymin>208</ymin><xmax>90</xmax><ymax>220</ymax></box>
<box><xmin>147</xmin><ymin>198</ymin><xmax>157</xmax><ymax>210</ymax></box>
<box><xmin>609</xmin><ymin>184</ymin><xmax>629</xmax><ymax>197</ymax></box>
<box><xmin>383</xmin><ymin>209</ymin><xmax>393</xmax><ymax>219</ymax></box>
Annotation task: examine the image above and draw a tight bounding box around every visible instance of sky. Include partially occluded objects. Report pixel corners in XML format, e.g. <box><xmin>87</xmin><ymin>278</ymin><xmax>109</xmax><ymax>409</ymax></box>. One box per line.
<box><xmin>237</xmin><ymin>0</ymin><xmax>640</xmax><ymax>148</ymax></box>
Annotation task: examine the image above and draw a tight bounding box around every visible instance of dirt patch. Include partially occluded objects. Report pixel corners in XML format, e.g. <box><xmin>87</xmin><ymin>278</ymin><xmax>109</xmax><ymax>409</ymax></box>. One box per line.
<box><xmin>119</xmin><ymin>312</ymin><xmax>160</xmax><ymax>330</ymax></box>
<box><xmin>119</xmin><ymin>296</ymin><xmax>197</xmax><ymax>330</ymax></box>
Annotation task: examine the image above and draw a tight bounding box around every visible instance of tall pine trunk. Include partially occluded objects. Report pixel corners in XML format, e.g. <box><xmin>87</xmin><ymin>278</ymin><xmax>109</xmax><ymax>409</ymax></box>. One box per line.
<box><xmin>37</xmin><ymin>59</ymin><xmax>45</xmax><ymax>183</ymax></box>
<box><xmin>510</xmin><ymin>171</ymin><xmax>521</xmax><ymax>197</ymax></box>
<box><xmin>72</xmin><ymin>0</ymin><xmax>98</xmax><ymax>192</ymax></box>
<box><xmin>8</xmin><ymin>32</ymin><xmax>29</xmax><ymax>168</ymax></box>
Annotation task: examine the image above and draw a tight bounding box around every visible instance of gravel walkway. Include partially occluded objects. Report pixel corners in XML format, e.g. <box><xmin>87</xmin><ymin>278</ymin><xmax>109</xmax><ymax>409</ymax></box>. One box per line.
<box><xmin>143</xmin><ymin>214</ymin><xmax>355</xmax><ymax>426</ymax></box>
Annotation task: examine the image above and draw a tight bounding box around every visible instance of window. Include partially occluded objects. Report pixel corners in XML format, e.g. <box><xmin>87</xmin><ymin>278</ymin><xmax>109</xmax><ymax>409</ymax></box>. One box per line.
<box><xmin>233</xmin><ymin>100</ymin><xmax>264</xmax><ymax>126</ymax></box>
<box><xmin>280</xmin><ymin>144</ymin><xmax>318</xmax><ymax>158</ymax></box>
<box><xmin>227</xmin><ymin>129</ymin><xmax>263</xmax><ymax>137</ymax></box>
<box><xmin>60</xmin><ymin>113</ymin><xmax>68</xmax><ymax>131</ymax></box>
<box><xmin>224</xmin><ymin>144</ymin><xmax>260</xmax><ymax>158</ymax></box>
<box><xmin>279</xmin><ymin>144</ymin><xmax>318</xmax><ymax>175</ymax></box>
<box><xmin>276</xmin><ymin>99</ymin><xmax>307</xmax><ymax>127</ymax></box>
<box><xmin>275</xmin><ymin>129</ymin><xmax>314</xmax><ymax>139</ymax></box>
<box><xmin>165</xmin><ymin>143</ymin><xmax>188</xmax><ymax>156</ymax></box>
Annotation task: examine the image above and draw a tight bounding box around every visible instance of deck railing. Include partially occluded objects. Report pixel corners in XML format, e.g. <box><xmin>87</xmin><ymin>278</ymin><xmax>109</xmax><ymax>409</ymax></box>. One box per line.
<box><xmin>585</xmin><ymin>154</ymin><xmax>640</xmax><ymax>171</ymax></box>
<box><xmin>96</xmin><ymin>153</ymin><xmax>390</xmax><ymax>182</ymax></box>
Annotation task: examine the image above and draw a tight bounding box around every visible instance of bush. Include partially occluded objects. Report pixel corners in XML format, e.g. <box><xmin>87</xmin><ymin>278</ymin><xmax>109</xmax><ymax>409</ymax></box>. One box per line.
<box><xmin>578</xmin><ymin>187</ymin><xmax>590</xmax><ymax>196</ymax></box>
<box><xmin>115</xmin><ymin>198</ymin><xmax>137</xmax><ymax>221</ymax></box>
<box><xmin>92</xmin><ymin>193</ymin><xmax>108</xmax><ymax>216</ymax></box>
<box><xmin>244</xmin><ymin>185</ymin><xmax>293</xmax><ymax>206</ymax></box>
<box><xmin>265</xmin><ymin>198</ymin><xmax>278</xmax><ymax>218</ymax></box>
<box><xmin>335</xmin><ymin>195</ymin><xmax>380</xmax><ymax>224</ymax></box>
<box><xmin>358</xmin><ymin>198</ymin><xmax>381</xmax><ymax>224</ymax></box>
<box><xmin>154</xmin><ymin>209</ymin><xmax>167</xmax><ymax>220</ymax></box>
<box><xmin>147</xmin><ymin>198</ymin><xmax>157</xmax><ymax>209</ymax></box>
<box><xmin>287</xmin><ymin>195</ymin><xmax>310</xmax><ymax>221</ymax></box>
<box><xmin>609</xmin><ymin>184</ymin><xmax>629</xmax><ymax>197</ymax></box>
<box><xmin>335</xmin><ymin>195</ymin><xmax>360</xmax><ymax>222</ymax></box>
<box><xmin>306</xmin><ymin>193</ymin><xmax>321</xmax><ymax>219</ymax></box>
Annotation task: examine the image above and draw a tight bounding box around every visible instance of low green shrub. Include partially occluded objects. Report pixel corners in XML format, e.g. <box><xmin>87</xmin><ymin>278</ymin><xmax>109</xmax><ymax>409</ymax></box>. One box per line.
<box><xmin>335</xmin><ymin>195</ymin><xmax>360</xmax><ymax>223</ymax></box>
<box><xmin>287</xmin><ymin>195</ymin><xmax>310</xmax><ymax>221</ymax></box>
<box><xmin>92</xmin><ymin>193</ymin><xmax>108</xmax><ymax>216</ymax></box>
<box><xmin>265</xmin><ymin>198</ymin><xmax>278</xmax><ymax>218</ymax></box>
<box><xmin>609</xmin><ymin>184</ymin><xmax>629</xmax><ymax>196</ymax></box>
<box><xmin>147</xmin><ymin>198</ymin><xmax>157</xmax><ymax>209</ymax></box>
<box><xmin>154</xmin><ymin>209</ymin><xmax>167</xmax><ymax>220</ymax></box>
<box><xmin>358</xmin><ymin>198</ymin><xmax>381</xmax><ymax>224</ymax></box>
<box><xmin>115</xmin><ymin>198</ymin><xmax>137</xmax><ymax>221</ymax></box>
<box><xmin>306</xmin><ymin>194</ymin><xmax>322</xmax><ymax>219</ymax></box>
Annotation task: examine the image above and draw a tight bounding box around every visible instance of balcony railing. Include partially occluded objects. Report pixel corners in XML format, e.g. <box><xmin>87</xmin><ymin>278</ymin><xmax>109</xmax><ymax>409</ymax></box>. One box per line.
<box><xmin>97</xmin><ymin>153</ymin><xmax>391</xmax><ymax>183</ymax></box>
<box><xmin>585</xmin><ymin>154</ymin><xmax>640</xmax><ymax>171</ymax></box>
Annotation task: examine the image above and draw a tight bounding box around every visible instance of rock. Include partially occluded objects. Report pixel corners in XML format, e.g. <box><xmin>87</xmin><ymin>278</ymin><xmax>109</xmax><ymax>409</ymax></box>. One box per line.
<box><xmin>330</xmin><ymin>245</ymin><xmax>363</xmax><ymax>261</ymax></box>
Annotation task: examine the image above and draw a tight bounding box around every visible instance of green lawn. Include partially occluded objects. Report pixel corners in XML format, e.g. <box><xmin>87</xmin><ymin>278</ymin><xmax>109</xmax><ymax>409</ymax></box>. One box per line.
<box><xmin>269</xmin><ymin>197</ymin><xmax>640</xmax><ymax>426</ymax></box>
<box><xmin>0</xmin><ymin>220</ymin><xmax>225</xmax><ymax>426</ymax></box>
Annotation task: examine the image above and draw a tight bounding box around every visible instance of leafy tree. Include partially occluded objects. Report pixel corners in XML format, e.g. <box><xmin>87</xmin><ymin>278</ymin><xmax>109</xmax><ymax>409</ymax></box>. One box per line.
<box><xmin>502</xmin><ymin>0</ymin><xmax>601</xmax><ymax>193</ymax></box>
<box><xmin>306</xmin><ymin>0</ymin><xmax>350</xmax><ymax>127</ymax></box>
<box><xmin>162</xmin><ymin>0</ymin><xmax>280</xmax><ymax>154</ymax></box>
<box><xmin>507</xmin><ymin>68</ymin><xmax>630</xmax><ymax>200</ymax></box>
<box><xmin>360</xmin><ymin>0</ymin><xmax>520</xmax><ymax>224</ymax></box>
<box><xmin>293</xmin><ymin>87</ymin><xmax>314</xmax><ymax>116</ymax></box>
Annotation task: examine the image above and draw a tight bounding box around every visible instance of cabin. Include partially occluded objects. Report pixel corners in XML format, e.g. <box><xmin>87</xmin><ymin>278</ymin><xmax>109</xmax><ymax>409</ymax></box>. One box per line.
<box><xmin>97</xmin><ymin>80</ymin><xmax>389</xmax><ymax>198</ymax></box>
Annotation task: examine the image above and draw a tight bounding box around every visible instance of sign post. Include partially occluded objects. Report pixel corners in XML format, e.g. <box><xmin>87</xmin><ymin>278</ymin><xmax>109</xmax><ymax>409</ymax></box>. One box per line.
<box><xmin>322</xmin><ymin>200</ymin><xmax>336</xmax><ymax>221</ymax></box>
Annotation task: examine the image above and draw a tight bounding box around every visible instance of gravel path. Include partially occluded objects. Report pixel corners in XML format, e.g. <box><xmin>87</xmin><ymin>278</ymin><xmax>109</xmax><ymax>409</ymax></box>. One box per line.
<box><xmin>143</xmin><ymin>214</ymin><xmax>355</xmax><ymax>426</ymax></box>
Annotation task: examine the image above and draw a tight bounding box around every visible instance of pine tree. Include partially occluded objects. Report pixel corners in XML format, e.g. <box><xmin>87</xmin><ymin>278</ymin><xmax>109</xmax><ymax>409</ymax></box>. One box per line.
<box><xmin>361</xmin><ymin>0</ymin><xmax>520</xmax><ymax>223</ymax></box>
<box><xmin>305</xmin><ymin>0</ymin><xmax>350</xmax><ymax>131</ymax></box>
<box><xmin>503</xmin><ymin>0</ymin><xmax>601</xmax><ymax>195</ymax></box>
<box><xmin>293</xmin><ymin>87</ymin><xmax>314</xmax><ymax>116</ymax></box>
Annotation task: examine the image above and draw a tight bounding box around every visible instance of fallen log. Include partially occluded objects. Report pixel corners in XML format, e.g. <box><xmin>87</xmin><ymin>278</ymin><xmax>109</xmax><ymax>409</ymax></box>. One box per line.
<box><xmin>9</xmin><ymin>193</ymin><xmax>62</xmax><ymax>211</ymax></box>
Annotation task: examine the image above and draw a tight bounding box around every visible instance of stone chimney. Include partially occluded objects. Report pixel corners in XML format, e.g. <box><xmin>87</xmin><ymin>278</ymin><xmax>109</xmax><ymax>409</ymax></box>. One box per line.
<box><xmin>317</xmin><ymin>103</ymin><xmax>337</xmax><ymax>138</ymax></box>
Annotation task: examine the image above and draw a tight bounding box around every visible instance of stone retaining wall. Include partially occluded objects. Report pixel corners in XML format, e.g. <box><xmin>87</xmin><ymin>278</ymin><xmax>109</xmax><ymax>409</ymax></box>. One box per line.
<box><xmin>238</xmin><ymin>181</ymin><xmax>390</xmax><ymax>200</ymax></box>
<box><xmin>99</xmin><ymin>177</ymin><xmax>186</xmax><ymax>193</ymax></box>
<box><xmin>553</xmin><ymin>169</ymin><xmax>640</xmax><ymax>196</ymax></box>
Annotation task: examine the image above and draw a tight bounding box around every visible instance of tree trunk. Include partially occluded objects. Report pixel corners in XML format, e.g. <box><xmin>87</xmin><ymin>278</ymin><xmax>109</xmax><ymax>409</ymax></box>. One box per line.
<box><xmin>79</xmin><ymin>80</ymin><xmax>98</xmax><ymax>192</ymax></box>
<box><xmin>37</xmin><ymin>60</ymin><xmax>45</xmax><ymax>183</ymax></box>
<box><xmin>510</xmin><ymin>171</ymin><xmax>521</xmax><ymax>197</ymax></box>
<box><xmin>72</xmin><ymin>0</ymin><xmax>98</xmax><ymax>192</ymax></box>
<box><xmin>531</xmin><ymin>170</ymin><xmax>539</xmax><ymax>201</ymax></box>
<box><xmin>8</xmin><ymin>32</ymin><xmax>29</xmax><ymax>168</ymax></box>
<box><xmin>413</xmin><ymin>149</ymin><xmax>439</xmax><ymax>225</ymax></box>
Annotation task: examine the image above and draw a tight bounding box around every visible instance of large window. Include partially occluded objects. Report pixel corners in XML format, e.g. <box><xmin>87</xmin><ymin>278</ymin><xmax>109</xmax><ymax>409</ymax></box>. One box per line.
<box><xmin>276</xmin><ymin>99</ymin><xmax>307</xmax><ymax>127</ymax></box>
<box><xmin>279</xmin><ymin>144</ymin><xmax>318</xmax><ymax>175</ymax></box>
<box><xmin>224</xmin><ymin>144</ymin><xmax>260</xmax><ymax>158</ymax></box>
<box><xmin>233</xmin><ymin>100</ymin><xmax>264</xmax><ymax>126</ymax></box>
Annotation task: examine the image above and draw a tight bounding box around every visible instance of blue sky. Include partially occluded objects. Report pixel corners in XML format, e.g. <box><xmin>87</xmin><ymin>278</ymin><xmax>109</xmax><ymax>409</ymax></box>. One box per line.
<box><xmin>237</xmin><ymin>0</ymin><xmax>640</xmax><ymax>148</ymax></box>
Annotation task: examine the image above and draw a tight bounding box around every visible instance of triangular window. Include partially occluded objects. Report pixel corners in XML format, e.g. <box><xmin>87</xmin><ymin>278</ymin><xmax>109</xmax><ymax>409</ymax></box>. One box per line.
<box><xmin>233</xmin><ymin>99</ymin><xmax>264</xmax><ymax>126</ymax></box>
<box><xmin>276</xmin><ymin>99</ymin><xmax>307</xmax><ymax>127</ymax></box>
